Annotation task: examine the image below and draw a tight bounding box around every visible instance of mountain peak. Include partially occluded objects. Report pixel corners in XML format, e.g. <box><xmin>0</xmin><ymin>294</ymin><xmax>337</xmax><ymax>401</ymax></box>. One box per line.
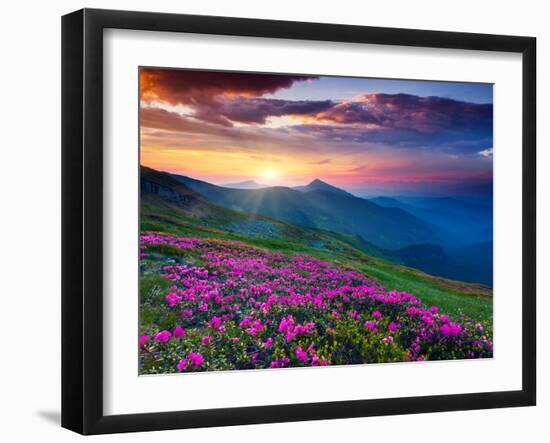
<box><xmin>309</xmin><ymin>178</ymin><xmax>328</xmax><ymax>186</ymax></box>
<box><xmin>294</xmin><ymin>178</ymin><xmax>352</xmax><ymax>197</ymax></box>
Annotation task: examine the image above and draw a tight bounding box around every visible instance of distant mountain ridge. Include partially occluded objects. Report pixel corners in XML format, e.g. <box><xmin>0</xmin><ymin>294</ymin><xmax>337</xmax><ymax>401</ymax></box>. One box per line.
<box><xmin>368</xmin><ymin>195</ymin><xmax>492</xmax><ymax>285</ymax></box>
<box><xmin>169</xmin><ymin>171</ymin><xmax>450</xmax><ymax>250</ymax></box>
<box><xmin>370</xmin><ymin>195</ymin><xmax>492</xmax><ymax>245</ymax></box>
<box><xmin>222</xmin><ymin>180</ymin><xmax>267</xmax><ymax>189</ymax></box>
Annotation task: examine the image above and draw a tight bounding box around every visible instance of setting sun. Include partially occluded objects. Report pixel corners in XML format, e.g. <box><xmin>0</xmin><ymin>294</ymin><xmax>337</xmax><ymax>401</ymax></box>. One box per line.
<box><xmin>260</xmin><ymin>169</ymin><xmax>280</xmax><ymax>182</ymax></box>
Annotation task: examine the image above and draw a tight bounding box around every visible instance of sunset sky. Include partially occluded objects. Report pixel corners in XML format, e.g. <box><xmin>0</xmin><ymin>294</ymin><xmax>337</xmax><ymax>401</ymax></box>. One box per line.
<box><xmin>140</xmin><ymin>68</ymin><xmax>493</xmax><ymax>197</ymax></box>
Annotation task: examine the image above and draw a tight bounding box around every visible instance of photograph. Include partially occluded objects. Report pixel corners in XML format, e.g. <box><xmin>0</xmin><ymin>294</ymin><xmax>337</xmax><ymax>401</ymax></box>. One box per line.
<box><xmin>138</xmin><ymin>67</ymin><xmax>494</xmax><ymax>374</ymax></box>
<box><xmin>0</xmin><ymin>0</ymin><xmax>544</xmax><ymax>440</ymax></box>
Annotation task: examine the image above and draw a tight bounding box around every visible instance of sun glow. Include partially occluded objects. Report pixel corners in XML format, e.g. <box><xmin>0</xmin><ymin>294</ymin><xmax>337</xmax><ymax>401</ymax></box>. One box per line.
<box><xmin>260</xmin><ymin>169</ymin><xmax>280</xmax><ymax>182</ymax></box>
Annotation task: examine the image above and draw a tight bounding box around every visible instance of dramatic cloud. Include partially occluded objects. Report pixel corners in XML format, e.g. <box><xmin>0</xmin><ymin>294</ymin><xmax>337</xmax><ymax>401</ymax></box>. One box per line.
<box><xmin>313</xmin><ymin>93</ymin><xmax>492</xmax><ymax>142</ymax></box>
<box><xmin>317</xmin><ymin>93</ymin><xmax>492</xmax><ymax>133</ymax></box>
<box><xmin>141</xmin><ymin>68</ymin><xmax>330</xmax><ymax>127</ymax></box>
<box><xmin>140</xmin><ymin>68</ymin><xmax>317</xmax><ymax>105</ymax></box>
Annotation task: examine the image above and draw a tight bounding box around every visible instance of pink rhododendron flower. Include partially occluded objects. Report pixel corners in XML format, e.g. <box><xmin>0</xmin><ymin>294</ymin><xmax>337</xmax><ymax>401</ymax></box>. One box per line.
<box><xmin>201</xmin><ymin>335</ymin><xmax>212</xmax><ymax>346</ymax></box>
<box><xmin>173</xmin><ymin>325</ymin><xmax>186</xmax><ymax>338</ymax></box>
<box><xmin>295</xmin><ymin>346</ymin><xmax>309</xmax><ymax>362</ymax></box>
<box><xmin>154</xmin><ymin>330</ymin><xmax>171</xmax><ymax>343</ymax></box>
<box><xmin>181</xmin><ymin>309</ymin><xmax>193</xmax><ymax>318</ymax></box>
<box><xmin>372</xmin><ymin>311</ymin><xmax>382</xmax><ymax>319</ymax></box>
<box><xmin>177</xmin><ymin>358</ymin><xmax>187</xmax><ymax>372</ymax></box>
<box><xmin>364</xmin><ymin>321</ymin><xmax>376</xmax><ymax>332</ymax></box>
<box><xmin>209</xmin><ymin>316</ymin><xmax>222</xmax><ymax>329</ymax></box>
<box><xmin>406</xmin><ymin>306</ymin><xmax>420</xmax><ymax>316</ymax></box>
<box><xmin>440</xmin><ymin>322</ymin><xmax>462</xmax><ymax>337</ymax></box>
<box><xmin>165</xmin><ymin>292</ymin><xmax>182</xmax><ymax>307</ymax></box>
<box><xmin>239</xmin><ymin>317</ymin><xmax>252</xmax><ymax>329</ymax></box>
<box><xmin>139</xmin><ymin>335</ymin><xmax>150</xmax><ymax>349</ymax></box>
<box><xmin>278</xmin><ymin>316</ymin><xmax>291</xmax><ymax>333</ymax></box>
<box><xmin>248</xmin><ymin>319</ymin><xmax>265</xmax><ymax>335</ymax></box>
<box><xmin>269</xmin><ymin>356</ymin><xmax>290</xmax><ymax>368</ymax></box>
<box><xmin>188</xmin><ymin>352</ymin><xmax>204</xmax><ymax>368</ymax></box>
<box><xmin>422</xmin><ymin>315</ymin><xmax>434</xmax><ymax>327</ymax></box>
<box><xmin>311</xmin><ymin>354</ymin><xmax>328</xmax><ymax>366</ymax></box>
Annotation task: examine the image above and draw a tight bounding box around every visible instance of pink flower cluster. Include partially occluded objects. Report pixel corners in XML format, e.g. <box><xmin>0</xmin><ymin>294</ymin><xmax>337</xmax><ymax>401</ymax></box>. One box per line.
<box><xmin>177</xmin><ymin>352</ymin><xmax>205</xmax><ymax>372</ymax></box>
<box><xmin>278</xmin><ymin>315</ymin><xmax>315</xmax><ymax>342</ymax></box>
<box><xmin>139</xmin><ymin>233</ymin><xmax>493</xmax><ymax>373</ymax></box>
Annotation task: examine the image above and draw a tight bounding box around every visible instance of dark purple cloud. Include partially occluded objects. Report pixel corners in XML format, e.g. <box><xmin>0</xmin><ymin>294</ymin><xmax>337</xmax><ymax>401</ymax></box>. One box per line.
<box><xmin>141</xmin><ymin>68</ymin><xmax>317</xmax><ymax>105</ymax></box>
<box><xmin>213</xmin><ymin>97</ymin><xmax>334</xmax><ymax>124</ymax></box>
<box><xmin>141</xmin><ymin>68</ymin><xmax>332</xmax><ymax>126</ymax></box>
<box><xmin>317</xmin><ymin>93</ymin><xmax>492</xmax><ymax>135</ymax></box>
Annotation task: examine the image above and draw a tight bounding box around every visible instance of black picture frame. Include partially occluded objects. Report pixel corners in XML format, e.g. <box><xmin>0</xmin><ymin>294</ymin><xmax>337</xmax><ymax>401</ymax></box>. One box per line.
<box><xmin>61</xmin><ymin>8</ymin><xmax>536</xmax><ymax>435</ymax></box>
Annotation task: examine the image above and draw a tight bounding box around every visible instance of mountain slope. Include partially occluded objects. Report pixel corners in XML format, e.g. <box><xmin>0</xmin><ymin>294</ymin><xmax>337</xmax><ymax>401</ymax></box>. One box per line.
<box><xmin>170</xmin><ymin>172</ymin><xmax>450</xmax><ymax>250</ymax></box>
<box><xmin>444</xmin><ymin>241</ymin><xmax>493</xmax><ymax>286</ymax></box>
<box><xmin>370</xmin><ymin>195</ymin><xmax>492</xmax><ymax>244</ymax></box>
<box><xmin>141</xmin><ymin>166</ymin><xmax>214</xmax><ymax>218</ymax></box>
<box><xmin>369</xmin><ymin>197</ymin><xmax>420</xmax><ymax>215</ymax></box>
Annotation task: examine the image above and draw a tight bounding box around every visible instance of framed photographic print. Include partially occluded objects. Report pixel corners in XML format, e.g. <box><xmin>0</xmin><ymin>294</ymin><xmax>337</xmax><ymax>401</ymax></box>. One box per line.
<box><xmin>61</xmin><ymin>8</ymin><xmax>536</xmax><ymax>435</ymax></box>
